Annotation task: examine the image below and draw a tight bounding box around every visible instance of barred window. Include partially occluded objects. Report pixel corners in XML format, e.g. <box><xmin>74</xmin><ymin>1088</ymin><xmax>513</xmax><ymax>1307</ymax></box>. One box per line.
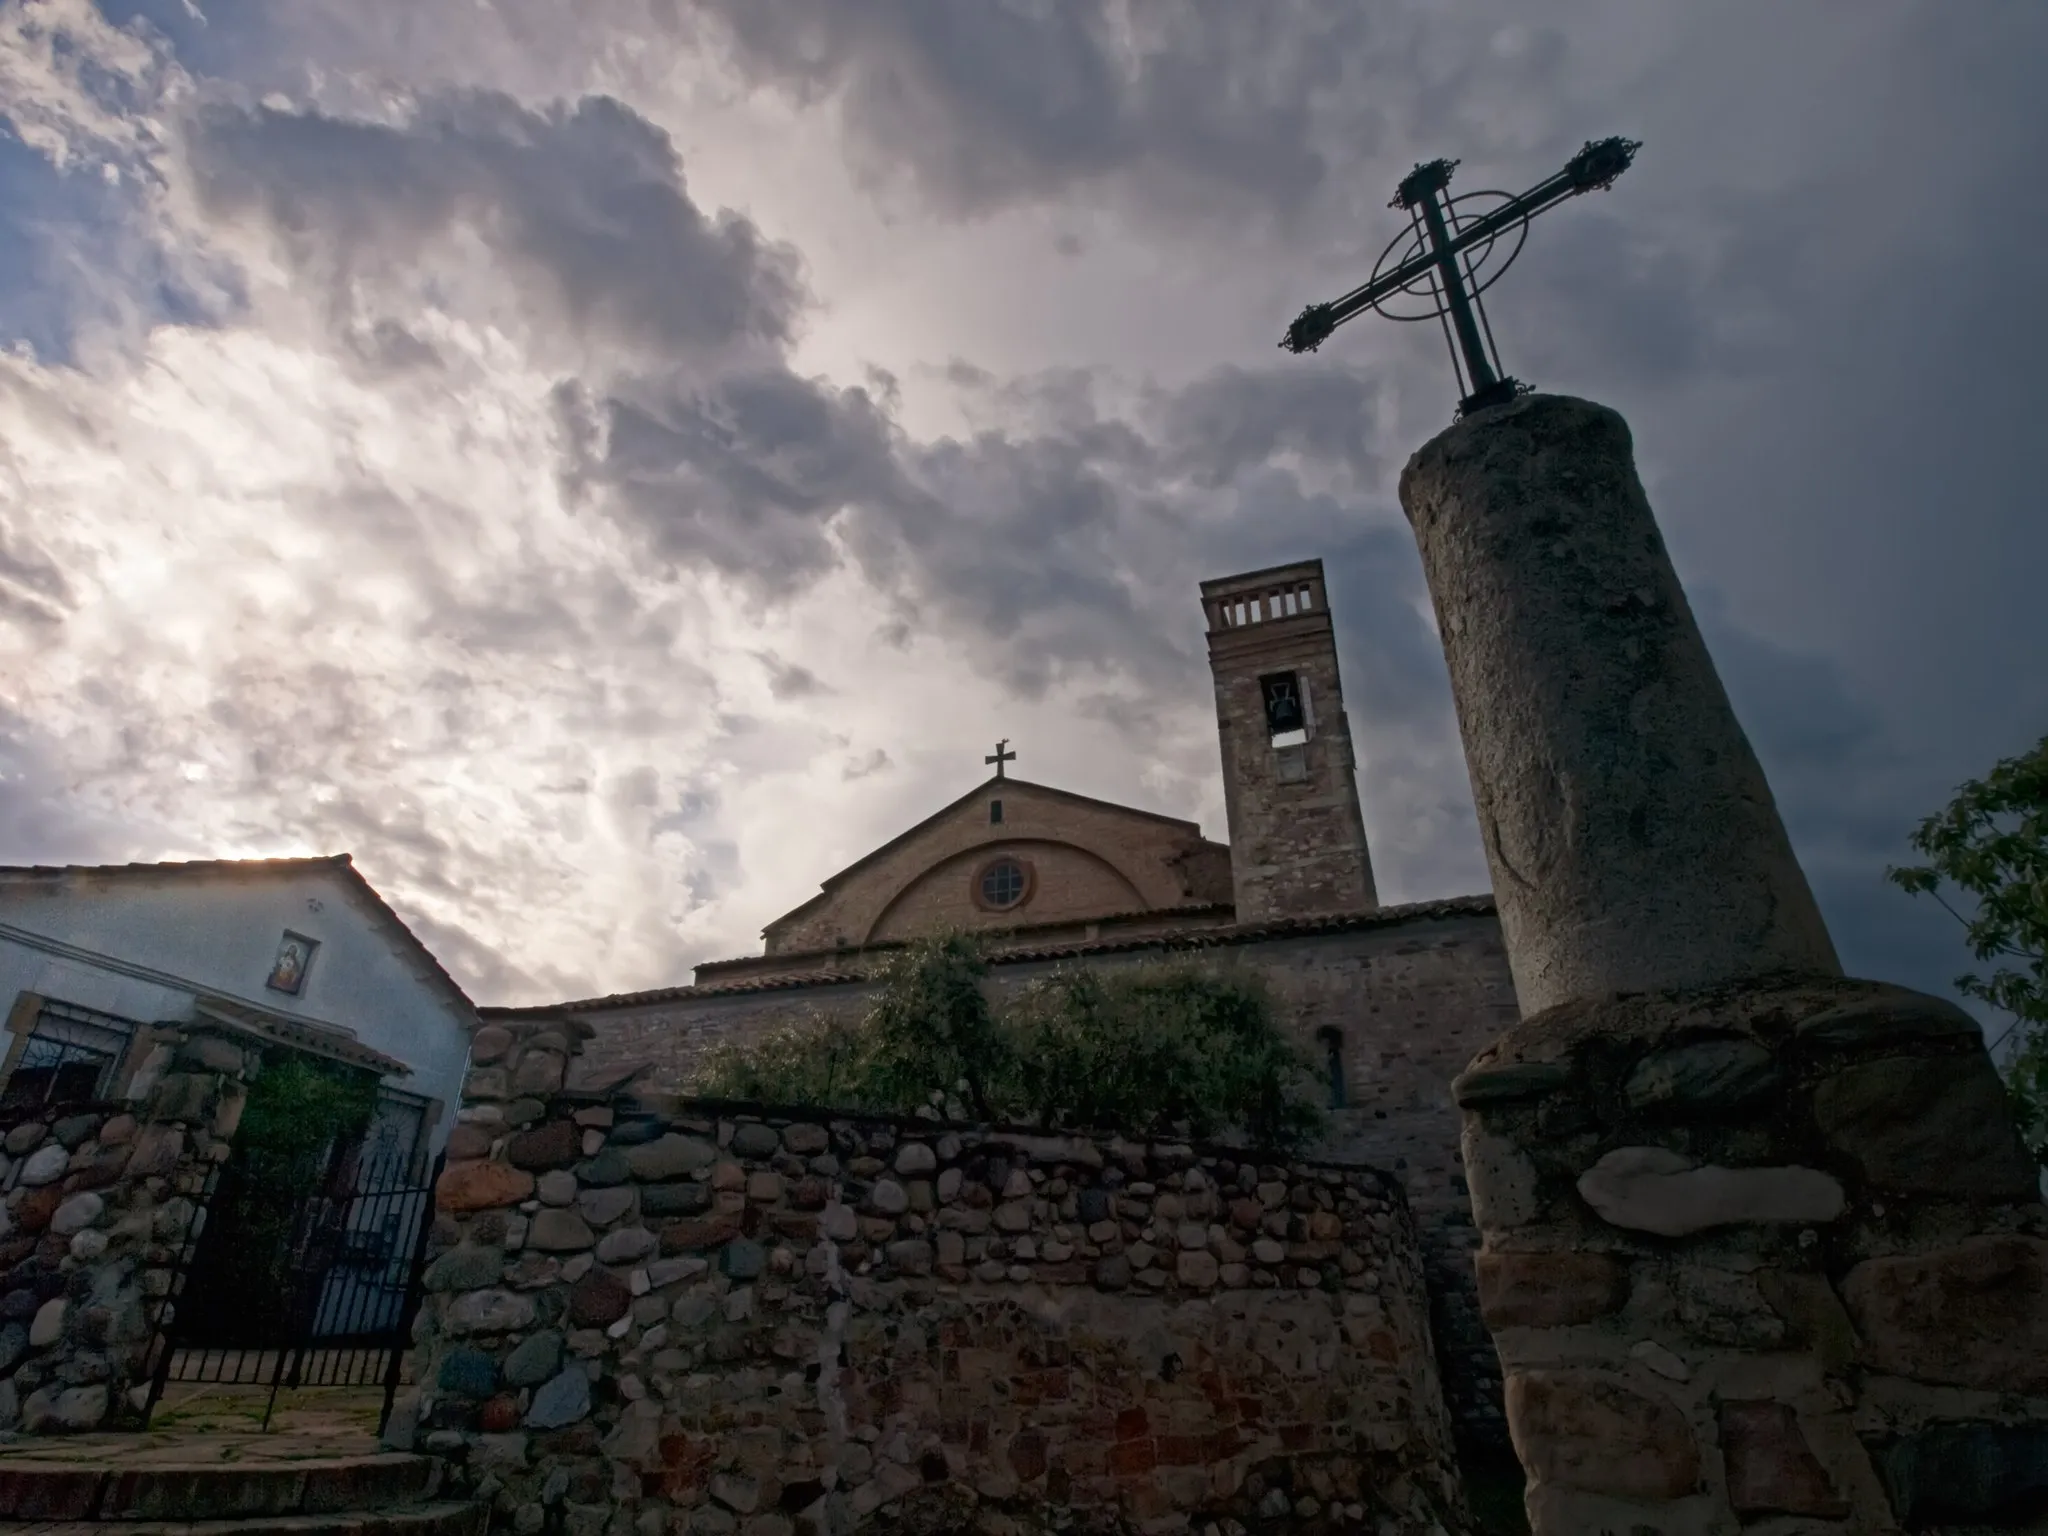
<box><xmin>356</xmin><ymin>1088</ymin><xmax>430</xmax><ymax>1184</ymax></box>
<box><xmin>1</xmin><ymin>1001</ymin><xmax>138</xmax><ymax>1113</ymax></box>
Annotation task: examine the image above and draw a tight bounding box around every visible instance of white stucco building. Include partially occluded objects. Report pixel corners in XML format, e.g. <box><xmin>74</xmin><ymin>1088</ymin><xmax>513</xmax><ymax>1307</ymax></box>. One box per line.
<box><xmin>0</xmin><ymin>855</ymin><xmax>476</xmax><ymax>1178</ymax></box>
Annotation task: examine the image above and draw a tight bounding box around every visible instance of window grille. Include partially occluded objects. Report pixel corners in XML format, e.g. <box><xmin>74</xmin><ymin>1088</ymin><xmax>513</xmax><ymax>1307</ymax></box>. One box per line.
<box><xmin>355</xmin><ymin>1088</ymin><xmax>430</xmax><ymax>1184</ymax></box>
<box><xmin>980</xmin><ymin>859</ymin><xmax>1027</xmax><ymax>909</ymax></box>
<box><xmin>2</xmin><ymin>1000</ymin><xmax>138</xmax><ymax>1113</ymax></box>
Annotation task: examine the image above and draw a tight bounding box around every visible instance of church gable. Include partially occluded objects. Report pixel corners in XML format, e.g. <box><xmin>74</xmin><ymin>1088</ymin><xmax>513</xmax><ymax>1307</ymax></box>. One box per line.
<box><xmin>867</xmin><ymin>838</ymin><xmax>1146</xmax><ymax>944</ymax></box>
<box><xmin>762</xmin><ymin>777</ymin><xmax>1231</xmax><ymax>954</ymax></box>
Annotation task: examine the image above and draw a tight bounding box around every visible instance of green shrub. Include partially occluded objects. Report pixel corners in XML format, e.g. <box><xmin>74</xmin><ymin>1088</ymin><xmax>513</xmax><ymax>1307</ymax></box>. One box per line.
<box><xmin>860</xmin><ymin>933</ymin><xmax>1014</xmax><ymax>1122</ymax></box>
<box><xmin>692</xmin><ymin>1010</ymin><xmax>875</xmax><ymax>1108</ymax></box>
<box><xmin>1010</xmin><ymin>964</ymin><xmax>1324</xmax><ymax>1148</ymax></box>
<box><xmin>177</xmin><ymin>1052</ymin><xmax>380</xmax><ymax>1345</ymax></box>
<box><xmin>684</xmin><ymin>932</ymin><xmax>1325</xmax><ymax>1151</ymax></box>
<box><xmin>1888</xmin><ymin>732</ymin><xmax>2048</xmax><ymax>1164</ymax></box>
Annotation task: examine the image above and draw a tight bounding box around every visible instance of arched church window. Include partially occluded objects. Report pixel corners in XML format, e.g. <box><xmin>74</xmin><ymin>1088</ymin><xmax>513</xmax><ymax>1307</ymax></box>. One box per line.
<box><xmin>976</xmin><ymin>857</ymin><xmax>1030</xmax><ymax>910</ymax></box>
<box><xmin>1317</xmin><ymin>1026</ymin><xmax>1346</xmax><ymax>1109</ymax></box>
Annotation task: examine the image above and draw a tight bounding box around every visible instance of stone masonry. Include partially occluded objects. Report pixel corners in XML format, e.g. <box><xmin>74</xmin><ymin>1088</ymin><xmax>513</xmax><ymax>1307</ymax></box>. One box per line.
<box><xmin>495</xmin><ymin>903</ymin><xmax>1522</xmax><ymax>1460</ymax></box>
<box><xmin>1200</xmin><ymin>560</ymin><xmax>1378</xmax><ymax>926</ymax></box>
<box><xmin>1455</xmin><ymin>976</ymin><xmax>2048</xmax><ymax>1532</ymax></box>
<box><xmin>0</xmin><ymin>1023</ymin><xmax>253</xmax><ymax>1433</ymax></box>
<box><xmin>399</xmin><ymin>1019</ymin><xmax>1474</xmax><ymax>1535</ymax></box>
<box><xmin>1401</xmin><ymin>394</ymin><xmax>2048</xmax><ymax>1533</ymax></box>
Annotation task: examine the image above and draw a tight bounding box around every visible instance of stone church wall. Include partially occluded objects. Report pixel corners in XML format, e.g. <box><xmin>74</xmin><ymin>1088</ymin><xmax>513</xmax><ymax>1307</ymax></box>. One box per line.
<box><xmin>537</xmin><ymin>903</ymin><xmax>1520</xmax><ymax>1457</ymax></box>
<box><xmin>560</xmin><ymin>982</ymin><xmax>880</xmax><ymax>1098</ymax></box>
<box><xmin>401</xmin><ymin>1020</ymin><xmax>1472</xmax><ymax>1535</ymax></box>
<box><xmin>1215</xmin><ymin>916</ymin><xmax>1521</xmax><ymax>1455</ymax></box>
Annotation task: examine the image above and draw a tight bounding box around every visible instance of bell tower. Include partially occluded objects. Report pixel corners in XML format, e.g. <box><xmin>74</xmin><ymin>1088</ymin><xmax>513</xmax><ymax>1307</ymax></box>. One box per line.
<box><xmin>1202</xmin><ymin>558</ymin><xmax>1378</xmax><ymax>923</ymax></box>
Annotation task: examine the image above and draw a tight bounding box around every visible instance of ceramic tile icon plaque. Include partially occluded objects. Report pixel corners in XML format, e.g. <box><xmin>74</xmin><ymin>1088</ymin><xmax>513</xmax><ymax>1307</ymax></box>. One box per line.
<box><xmin>266</xmin><ymin>930</ymin><xmax>317</xmax><ymax>995</ymax></box>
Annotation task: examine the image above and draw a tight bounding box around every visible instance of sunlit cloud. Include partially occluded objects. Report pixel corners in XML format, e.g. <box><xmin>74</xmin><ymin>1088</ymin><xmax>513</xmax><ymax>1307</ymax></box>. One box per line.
<box><xmin>0</xmin><ymin>0</ymin><xmax>2039</xmax><ymax>1014</ymax></box>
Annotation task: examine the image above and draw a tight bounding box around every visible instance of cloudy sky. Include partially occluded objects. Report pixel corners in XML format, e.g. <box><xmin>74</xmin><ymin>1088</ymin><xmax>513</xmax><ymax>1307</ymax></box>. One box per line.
<box><xmin>0</xmin><ymin>0</ymin><xmax>2041</xmax><ymax>1011</ymax></box>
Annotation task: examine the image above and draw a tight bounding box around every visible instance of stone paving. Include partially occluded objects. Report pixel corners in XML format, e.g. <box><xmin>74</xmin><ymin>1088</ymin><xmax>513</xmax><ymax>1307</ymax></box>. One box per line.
<box><xmin>0</xmin><ymin>1396</ymin><xmax>478</xmax><ymax>1536</ymax></box>
<box><xmin>0</xmin><ymin>1388</ymin><xmax>384</xmax><ymax>1465</ymax></box>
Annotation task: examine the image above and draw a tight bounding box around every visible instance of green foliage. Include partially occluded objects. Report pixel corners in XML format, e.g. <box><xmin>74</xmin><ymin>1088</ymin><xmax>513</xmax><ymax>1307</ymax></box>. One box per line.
<box><xmin>693</xmin><ymin>1012</ymin><xmax>875</xmax><ymax>1109</ymax></box>
<box><xmin>862</xmin><ymin>934</ymin><xmax>1013</xmax><ymax>1122</ymax></box>
<box><xmin>1008</xmin><ymin>965</ymin><xmax>1325</xmax><ymax>1149</ymax></box>
<box><xmin>180</xmin><ymin>1052</ymin><xmax>380</xmax><ymax>1345</ymax></box>
<box><xmin>687</xmin><ymin>933</ymin><xmax>1326</xmax><ymax>1152</ymax></box>
<box><xmin>1887</xmin><ymin>732</ymin><xmax>2048</xmax><ymax>1161</ymax></box>
<box><xmin>233</xmin><ymin>1052</ymin><xmax>382</xmax><ymax>1193</ymax></box>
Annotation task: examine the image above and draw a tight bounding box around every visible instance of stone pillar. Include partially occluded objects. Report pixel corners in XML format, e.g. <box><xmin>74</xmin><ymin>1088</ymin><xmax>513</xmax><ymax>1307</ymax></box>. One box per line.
<box><xmin>1398</xmin><ymin>394</ymin><xmax>1838</xmax><ymax>1015</ymax></box>
<box><xmin>1454</xmin><ymin>979</ymin><xmax>2048</xmax><ymax>1533</ymax></box>
<box><xmin>0</xmin><ymin>1024</ymin><xmax>253</xmax><ymax>1433</ymax></box>
<box><xmin>1401</xmin><ymin>396</ymin><xmax>2048</xmax><ymax>1533</ymax></box>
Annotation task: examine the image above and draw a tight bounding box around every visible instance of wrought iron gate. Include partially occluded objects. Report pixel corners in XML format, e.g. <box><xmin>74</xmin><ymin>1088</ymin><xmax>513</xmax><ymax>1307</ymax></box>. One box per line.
<box><xmin>143</xmin><ymin>1146</ymin><xmax>443</xmax><ymax>1432</ymax></box>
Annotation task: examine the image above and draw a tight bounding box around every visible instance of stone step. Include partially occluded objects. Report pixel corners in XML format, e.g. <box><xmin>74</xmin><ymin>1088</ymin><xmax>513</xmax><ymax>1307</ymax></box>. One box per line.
<box><xmin>0</xmin><ymin>1458</ymin><xmax>438</xmax><ymax>1524</ymax></box>
<box><xmin>0</xmin><ymin>1501</ymin><xmax>486</xmax><ymax>1536</ymax></box>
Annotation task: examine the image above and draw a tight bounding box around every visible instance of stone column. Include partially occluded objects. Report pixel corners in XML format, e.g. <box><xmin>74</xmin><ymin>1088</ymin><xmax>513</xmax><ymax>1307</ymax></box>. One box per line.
<box><xmin>1398</xmin><ymin>394</ymin><xmax>1838</xmax><ymax>1015</ymax></box>
<box><xmin>1400</xmin><ymin>396</ymin><xmax>2048</xmax><ymax>1534</ymax></box>
<box><xmin>0</xmin><ymin>1024</ymin><xmax>253</xmax><ymax>1433</ymax></box>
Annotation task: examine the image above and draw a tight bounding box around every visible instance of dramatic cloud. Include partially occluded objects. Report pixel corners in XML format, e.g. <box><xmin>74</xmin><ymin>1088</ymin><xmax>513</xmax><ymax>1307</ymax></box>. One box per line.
<box><xmin>0</xmin><ymin>0</ymin><xmax>2038</xmax><ymax>1022</ymax></box>
<box><xmin>675</xmin><ymin>0</ymin><xmax>1349</xmax><ymax>223</ymax></box>
<box><xmin>182</xmin><ymin>92</ymin><xmax>806</xmax><ymax>363</ymax></box>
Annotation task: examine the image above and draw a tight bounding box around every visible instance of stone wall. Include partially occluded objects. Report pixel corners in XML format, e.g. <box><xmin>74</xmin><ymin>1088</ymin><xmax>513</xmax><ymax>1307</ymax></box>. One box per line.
<box><xmin>0</xmin><ymin>1025</ymin><xmax>250</xmax><ymax>1432</ymax></box>
<box><xmin>1241</xmin><ymin>918</ymin><xmax>1521</xmax><ymax>1459</ymax></box>
<box><xmin>400</xmin><ymin>1020</ymin><xmax>1472</xmax><ymax>1536</ymax></box>
<box><xmin>1456</xmin><ymin>975</ymin><xmax>2048</xmax><ymax>1533</ymax></box>
<box><xmin>519</xmin><ymin>905</ymin><xmax>1520</xmax><ymax>1459</ymax></box>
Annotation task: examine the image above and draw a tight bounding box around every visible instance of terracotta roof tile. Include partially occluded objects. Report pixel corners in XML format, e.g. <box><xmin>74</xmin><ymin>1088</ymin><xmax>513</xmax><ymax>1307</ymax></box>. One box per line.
<box><xmin>694</xmin><ymin>900</ymin><xmax>1237</xmax><ymax>976</ymax></box>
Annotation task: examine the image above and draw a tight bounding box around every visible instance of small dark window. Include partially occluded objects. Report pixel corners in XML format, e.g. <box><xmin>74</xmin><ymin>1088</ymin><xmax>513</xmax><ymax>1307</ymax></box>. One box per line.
<box><xmin>1260</xmin><ymin>671</ymin><xmax>1309</xmax><ymax>748</ymax></box>
<box><xmin>1317</xmin><ymin>1027</ymin><xmax>1346</xmax><ymax>1110</ymax></box>
<box><xmin>980</xmin><ymin>859</ymin><xmax>1027</xmax><ymax>909</ymax></box>
<box><xmin>989</xmin><ymin>799</ymin><xmax>1003</xmax><ymax>825</ymax></box>
<box><xmin>0</xmin><ymin>1001</ymin><xmax>136</xmax><ymax>1114</ymax></box>
<box><xmin>1261</xmin><ymin>672</ymin><xmax>1304</xmax><ymax>733</ymax></box>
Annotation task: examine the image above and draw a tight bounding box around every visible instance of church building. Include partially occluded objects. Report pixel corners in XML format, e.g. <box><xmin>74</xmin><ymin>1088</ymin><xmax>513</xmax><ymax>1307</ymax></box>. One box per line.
<box><xmin>484</xmin><ymin>557</ymin><xmax>1523</xmax><ymax>1450</ymax></box>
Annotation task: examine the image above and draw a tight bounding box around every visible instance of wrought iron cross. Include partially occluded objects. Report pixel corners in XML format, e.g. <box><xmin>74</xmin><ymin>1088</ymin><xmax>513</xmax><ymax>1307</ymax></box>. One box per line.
<box><xmin>1279</xmin><ymin>137</ymin><xmax>1641</xmax><ymax>418</ymax></box>
<box><xmin>985</xmin><ymin>739</ymin><xmax>1016</xmax><ymax>779</ymax></box>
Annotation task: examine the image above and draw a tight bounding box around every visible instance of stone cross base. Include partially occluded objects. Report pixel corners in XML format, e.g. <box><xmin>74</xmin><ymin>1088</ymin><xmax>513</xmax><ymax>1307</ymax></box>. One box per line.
<box><xmin>1455</xmin><ymin>975</ymin><xmax>2048</xmax><ymax>1533</ymax></box>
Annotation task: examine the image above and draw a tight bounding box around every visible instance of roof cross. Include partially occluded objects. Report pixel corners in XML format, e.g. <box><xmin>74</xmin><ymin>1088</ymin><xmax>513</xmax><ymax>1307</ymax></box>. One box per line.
<box><xmin>1279</xmin><ymin>137</ymin><xmax>1641</xmax><ymax>419</ymax></box>
<box><xmin>985</xmin><ymin>739</ymin><xmax>1016</xmax><ymax>780</ymax></box>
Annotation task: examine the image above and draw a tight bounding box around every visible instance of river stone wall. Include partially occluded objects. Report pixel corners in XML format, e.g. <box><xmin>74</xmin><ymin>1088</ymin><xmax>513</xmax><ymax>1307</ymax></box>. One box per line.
<box><xmin>1456</xmin><ymin>974</ymin><xmax>2048</xmax><ymax>1534</ymax></box>
<box><xmin>0</xmin><ymin>1025</ymin><xmax>250</xmax><ymax>1432</ymax></box>
<box><xmin>398</xmin><ymin>1020</ymin><xmax>1471</xmax><ymax>1536</ymax></box>
<box><xmin>524</xmin><ymin>907</ymin><xmax>1522</xmax><ymax>1458</ymax></box>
